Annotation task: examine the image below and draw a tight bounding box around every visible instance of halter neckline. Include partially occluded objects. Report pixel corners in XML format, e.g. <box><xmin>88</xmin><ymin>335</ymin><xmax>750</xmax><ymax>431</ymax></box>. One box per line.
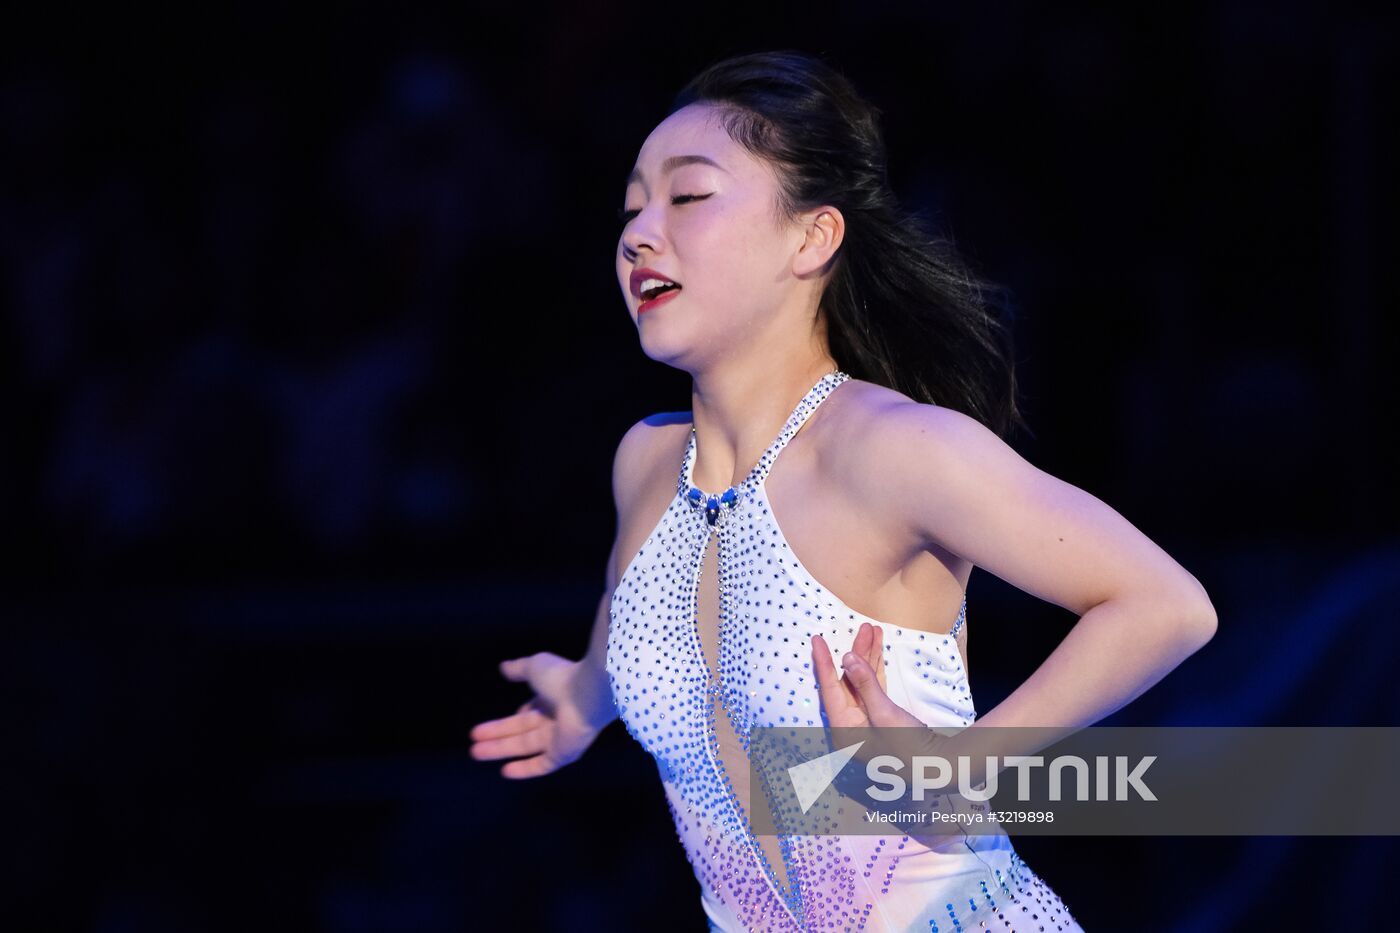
<box><xmin>677</xmin><ymin>370</ymin><xmax>850</xmax><ymax>524</ymax></box>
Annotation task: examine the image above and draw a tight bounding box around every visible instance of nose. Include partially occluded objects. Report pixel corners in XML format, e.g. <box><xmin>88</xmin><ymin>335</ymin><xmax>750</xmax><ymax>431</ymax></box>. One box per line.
<box><xmin>620</xmin><ymin>207</ymin><xmax>664</xmax><ymax>260</ymax></box>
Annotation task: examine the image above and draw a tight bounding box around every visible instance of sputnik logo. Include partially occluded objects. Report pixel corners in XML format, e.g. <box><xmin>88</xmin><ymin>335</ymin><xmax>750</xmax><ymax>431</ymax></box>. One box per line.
<box><xmin>788</xmin><ymin>741</ymin><xmax>865</xmax><ymax>813</ymax></box>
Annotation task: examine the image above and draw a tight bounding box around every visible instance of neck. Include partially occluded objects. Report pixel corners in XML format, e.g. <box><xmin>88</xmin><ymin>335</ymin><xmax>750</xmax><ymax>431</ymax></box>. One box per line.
<box><xmin>688</xmin><ymin>350</ymin><xmax>839</xmax><ymax>492</ymax></box>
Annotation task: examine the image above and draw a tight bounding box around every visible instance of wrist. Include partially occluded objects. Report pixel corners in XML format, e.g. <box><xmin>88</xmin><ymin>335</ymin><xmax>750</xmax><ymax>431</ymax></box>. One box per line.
<box><xmin>568</xmin><ymin>655</ymin><xmax>619</xmax><ymax>733</ymax></box>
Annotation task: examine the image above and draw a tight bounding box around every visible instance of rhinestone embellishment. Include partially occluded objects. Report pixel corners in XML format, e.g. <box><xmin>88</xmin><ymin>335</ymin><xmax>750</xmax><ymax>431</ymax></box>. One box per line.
<box><xmin>606</xmin><ymin>368</ymin><xmax>1084</xmax><ymax>932</ymax></box>
<box><xmin>685</xmin><ymin>484</ymin><xmax>740</xmax><ymax>525</ymax></box>
<box><xmin>677</xmin><ymin>370</ymin><xmax>850</xmax><ymax>527</ymax></box>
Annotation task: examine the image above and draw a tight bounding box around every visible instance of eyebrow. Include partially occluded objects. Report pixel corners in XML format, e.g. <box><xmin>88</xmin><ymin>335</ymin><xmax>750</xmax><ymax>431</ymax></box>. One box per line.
<box><xmin>626</xmin><ymin>154</ymin><xmax>728</xmax><ymax>187</ymax></box>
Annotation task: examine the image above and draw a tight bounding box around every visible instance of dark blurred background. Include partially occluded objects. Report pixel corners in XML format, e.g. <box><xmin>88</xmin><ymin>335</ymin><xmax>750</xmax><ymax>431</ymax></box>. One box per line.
<box><xmin>4</xmin><ymin>3</ymin><xmax>1398</xmax><ymax>931</ymax></box>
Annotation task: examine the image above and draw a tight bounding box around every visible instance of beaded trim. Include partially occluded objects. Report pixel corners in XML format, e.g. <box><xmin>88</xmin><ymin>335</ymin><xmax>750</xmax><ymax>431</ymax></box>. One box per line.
<box><xmin>677</xmin><ymin>370</ymin><xmax>850</xmax><ymax>526</ymax></box>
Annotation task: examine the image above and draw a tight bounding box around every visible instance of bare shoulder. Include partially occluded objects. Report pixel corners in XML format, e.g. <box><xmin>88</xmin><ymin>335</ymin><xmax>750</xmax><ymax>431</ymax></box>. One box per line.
<box><xmin>818</xmin><ymin>377</ymin><xmax>1000</xmax><ymax>474</ymax></box>
<box><xmin>611</xmin><ymin>409</ymin><xmax>692</xmax><ymax>517</ymax></box>
<box><xmin>606</xmin><ymin>410</ymin><xmax>691</xmax><ymax>590</ymax></box>
<box><xmin>817</xmin><ymin>377</ymin><xmax>982</xmax><ymax>470</ymax></box>
<box><xmin>815</xmin><ymin>377</ymin><xmax>989</xmax><ymax>541</ymax></box>
<box><xmin>821</xmin><ymin>378</ymin><xmax>1039</xmax><ymax>546</ymax></box>
<box><xmin>823</xmin><ymin>375</ymin><xmax>991</xmax><ymax>439</ymax></box>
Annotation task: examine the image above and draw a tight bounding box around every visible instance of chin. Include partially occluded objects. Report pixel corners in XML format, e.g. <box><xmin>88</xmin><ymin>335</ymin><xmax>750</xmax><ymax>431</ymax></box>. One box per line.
<box><xmin>637</xmin><ymin>333</ymin><xmax>688</xmax><ymax>367</ymax></box>
<box><xmin>636</xmin><ymin>318</ymin><xmax>697</xmax><ymax>363</ymax></box>
<box><xmin>641</xmin><ymin>331</ymin><xmax>736</xmax><ymax>377</ymax></box>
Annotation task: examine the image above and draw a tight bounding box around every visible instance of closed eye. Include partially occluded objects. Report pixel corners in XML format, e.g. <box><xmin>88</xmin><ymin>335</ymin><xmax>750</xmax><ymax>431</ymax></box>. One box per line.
<box><xmin>617</xmin><ymin>193</ymin><xmax>711</xmax><ymax>225</ymax></box>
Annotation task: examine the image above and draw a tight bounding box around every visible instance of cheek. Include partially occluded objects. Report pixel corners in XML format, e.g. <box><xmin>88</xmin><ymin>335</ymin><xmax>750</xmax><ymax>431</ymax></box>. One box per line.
<box><xmin>685</xmin><ymin>204</ymin><xmax>766</xmax><ymax>270</ymax></box>
<box><xmin>688</xmin><ymin>222</ymin><xmax>780</xmax><ymax>304</ymax></box>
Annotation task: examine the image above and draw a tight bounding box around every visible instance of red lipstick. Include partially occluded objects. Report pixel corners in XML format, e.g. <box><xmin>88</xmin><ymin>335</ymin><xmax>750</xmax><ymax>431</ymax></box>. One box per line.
<box><xmin>639</xmin><ymin>288</ymin><xmax>681</xmax><ymax>314</ymax></box>
<box><xmin>631</xmin><ymin>266</ymin><xmax>682</xmax><ymax>314</ymax></box>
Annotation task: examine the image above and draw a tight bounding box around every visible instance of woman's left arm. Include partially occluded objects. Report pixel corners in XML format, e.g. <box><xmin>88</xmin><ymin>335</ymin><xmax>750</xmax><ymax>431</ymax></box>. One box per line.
<box><xmin>855</xmin><ymin>400</ymin><xmax>1218</xmax><ymax>735</ymax></box>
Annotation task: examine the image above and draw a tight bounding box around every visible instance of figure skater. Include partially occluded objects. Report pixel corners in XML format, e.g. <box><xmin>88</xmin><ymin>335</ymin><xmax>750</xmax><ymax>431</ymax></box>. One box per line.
<box><xmin>470</xmin><ymin>49</ymin><xmax>1217</xmax><ymax>932</ymax></box>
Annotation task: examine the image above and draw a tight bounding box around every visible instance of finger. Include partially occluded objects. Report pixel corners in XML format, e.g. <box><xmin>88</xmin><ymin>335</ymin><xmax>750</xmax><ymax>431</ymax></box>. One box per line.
<box><xmin>839</xmin><ymin>650</ymin><xmax>901</xmax><ymax>722</ymax></box>
<box><xmin>469</xmin><ymin>704</ymin><xmax>546</xmax><ymax>740</ymax></box>
<box><xmin>469</xmin><ymin>706</ymin><xmax>548</xmax><ymax>742</ymax></box>
<box><xmin>810</xmin><ymin>634</ymin><xmax>840</xmax><ymax>694</ymax></box>
<box><xmin>865</xmin><ymin>624</ymin><xmax>887</xmax><ymax>692</ymax></box>
<box><xmin>501</xmin><ymin>751</ymin><xmax>562</xmax><ymax>780</ymax></box>
<box><xmin>811</xmin><ymin>634</ymin><xmax>855</xmax><ymax>718</ymax></box>
<box><xmin>499</xmin><ymin>655</ymin><xmax>539</xmax><ymax>681</ymax></box>
<box><xmin>850</xmin><ymin>624</ymin><xmax>886</xmax><ymax>694</ymax></box>
<box><xmin>852</xmin><ymin>622</ymin><xmax>872</xmax><ymax>667</ymax></box>
<box><xmin>852</xmin><ymin>622</ymin><xmax>872</xmax><ymax>659</ymax></box>
<box><xmin>471</xmin><ymin>723</ymin><xmax>549</xmax><ymax>761</ymax></box>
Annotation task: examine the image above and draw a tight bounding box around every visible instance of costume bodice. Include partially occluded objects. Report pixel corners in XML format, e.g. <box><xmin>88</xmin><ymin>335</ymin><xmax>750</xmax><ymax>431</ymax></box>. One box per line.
<box><xmin>605</xmin><ymin>371</ymin><xmax>1043</xmax><ymax>932</ymax></box>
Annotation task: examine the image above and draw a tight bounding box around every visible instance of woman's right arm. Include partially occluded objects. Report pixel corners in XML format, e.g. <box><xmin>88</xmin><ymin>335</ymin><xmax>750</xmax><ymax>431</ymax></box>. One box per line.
<box><xmin>468</xmin><ymin>416</ymin><xmax>653</xmax><ymax>778</ymax></box>
<box><xmin>558</xmin><ymin>541</ymin><xmax>625</xmax><ymax>738</ymax></box>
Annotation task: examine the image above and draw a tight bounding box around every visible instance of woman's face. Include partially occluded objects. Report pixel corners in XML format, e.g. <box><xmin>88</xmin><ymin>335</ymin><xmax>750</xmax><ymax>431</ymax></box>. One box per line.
<box><xmin>616</xmin><ymin>103</ymin><xmax>814</xmax><ymax>368</ymax></box>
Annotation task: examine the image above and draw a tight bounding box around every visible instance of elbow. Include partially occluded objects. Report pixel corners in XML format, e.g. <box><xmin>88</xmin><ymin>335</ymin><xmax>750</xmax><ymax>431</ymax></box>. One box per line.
<box><xmin>1159</xmin><ymin>568</ymin><xmax>1218</xmax><ymax>653</ymax></box>
<box><xmin>1177</xmin><ymin>595</ymin><xmax>1218</xmax><ymax>653</ymax></box>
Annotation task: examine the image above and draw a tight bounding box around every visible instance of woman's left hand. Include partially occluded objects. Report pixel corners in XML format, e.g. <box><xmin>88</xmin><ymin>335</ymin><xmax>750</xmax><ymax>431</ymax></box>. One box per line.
<box><xmin>811</xmin><ymin>622</ymin><xmax>926</xmax><ymax>731</ymax></box>
<box><xmin>812</xmin><ymin>623</ymin><xmax>976</xmax><ymax>847</ymax></box>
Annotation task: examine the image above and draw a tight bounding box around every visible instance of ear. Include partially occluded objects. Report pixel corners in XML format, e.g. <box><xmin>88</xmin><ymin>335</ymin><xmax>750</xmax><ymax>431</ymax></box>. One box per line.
<box><xmin>792</xmin><ymin>206</ymin><xmax>845</xmax><ymax>278</ymax></box>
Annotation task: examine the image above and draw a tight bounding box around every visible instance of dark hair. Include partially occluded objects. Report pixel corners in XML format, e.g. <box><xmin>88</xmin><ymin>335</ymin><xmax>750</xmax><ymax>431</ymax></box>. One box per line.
<box><xmin>670</xmin><ymin>50</ymin><xmax>1031</xmax><ymax>440</ymax></box>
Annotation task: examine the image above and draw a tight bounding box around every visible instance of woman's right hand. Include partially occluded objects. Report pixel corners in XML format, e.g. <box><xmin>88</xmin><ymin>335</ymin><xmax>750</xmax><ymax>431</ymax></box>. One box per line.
<box><xmin>469</xmin><ymin>651</ymin><xmax>611</xmax><ymax>779</ymax></box>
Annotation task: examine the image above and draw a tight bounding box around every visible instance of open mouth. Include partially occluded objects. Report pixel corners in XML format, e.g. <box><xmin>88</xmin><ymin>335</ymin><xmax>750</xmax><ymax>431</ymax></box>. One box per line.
<box><xmin>639</xmin><ymin>280</ymin><xmax>682</xmax><ymax>303</ymax></box>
